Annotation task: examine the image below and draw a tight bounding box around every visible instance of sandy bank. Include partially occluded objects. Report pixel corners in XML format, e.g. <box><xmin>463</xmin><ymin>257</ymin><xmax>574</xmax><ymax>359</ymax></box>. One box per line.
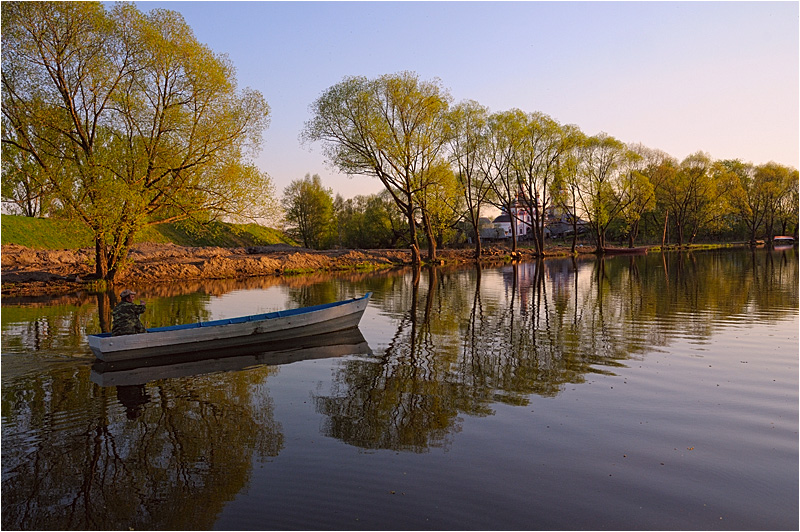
<box><xmin>2</xmin><ymin>242</ymin><xmax>572</xmax><ymax>297</ymax></box>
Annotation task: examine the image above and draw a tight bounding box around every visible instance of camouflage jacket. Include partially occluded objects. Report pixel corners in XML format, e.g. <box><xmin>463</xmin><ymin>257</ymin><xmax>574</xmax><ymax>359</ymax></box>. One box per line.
<box><xmin>111</xmin><ymin>301</ymin><xmax>147</xmax><ymax>336</ymax></box>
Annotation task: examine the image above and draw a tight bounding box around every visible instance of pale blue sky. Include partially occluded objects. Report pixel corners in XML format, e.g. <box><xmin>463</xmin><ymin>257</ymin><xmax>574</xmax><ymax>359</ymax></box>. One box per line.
<box><xmin>137</xmin><ymin>1</ymin><xmax>799</xmax><ymax>199</ymax></box>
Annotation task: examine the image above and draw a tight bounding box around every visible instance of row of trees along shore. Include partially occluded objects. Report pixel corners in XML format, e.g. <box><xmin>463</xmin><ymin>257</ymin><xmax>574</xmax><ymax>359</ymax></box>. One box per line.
<box><xmin>300</xmin><ymin>72</ymin><xmax>798</xmax><ymax>262</ymax></box>
<box><xmin>2</xmin><ymin>2</ymin><xmax>797</xmax><ymax>280</ymax></box>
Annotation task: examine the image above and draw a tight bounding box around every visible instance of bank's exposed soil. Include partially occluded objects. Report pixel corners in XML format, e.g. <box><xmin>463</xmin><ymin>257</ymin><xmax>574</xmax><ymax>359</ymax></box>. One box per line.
<box><xmin>2</xmin><ymin>242</ymin><xmax>588</xmax><ymax>297</ymax></box>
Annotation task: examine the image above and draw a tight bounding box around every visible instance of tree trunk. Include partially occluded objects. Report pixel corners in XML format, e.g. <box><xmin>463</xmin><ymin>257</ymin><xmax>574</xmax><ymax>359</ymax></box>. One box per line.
<box><xmin>594</xmin><ymin>226</ymin><xmax>606</xmax><ymax>253</ymax></box>
<box><xmin>410</xmin><ymin>244</ymin><xmax>421</xmax><ymax>266</ymax></box>
<box><xmin>570</xmin><ymin>192</ymin><xmax>578</xmax><ymax>254</ymax></box>
<box><xmin>509</xmin><ymin>205</ymin><xmax>518</xmax><ymax>254</ymax></box>
<box><xmin>628</xmin><ymin>220</ymin><xmax>640</xmax><ymax>248</ymax></box>
<box><xmin>420</xmin><ymin>210</ymin><xmax>437</xmax><ymax>262</ymax></box>
<box><xmin>107</xmin><ymin>231</ymin><xmax>135</xmax><ymax>282</ymax></box>
<box><xmin>570</xmin><ymin>219</ymin><xmax>577</xmax><ymax>254</ymax></box>
<box><xmin>405</xmin><ymin>205</ymin><xmax>421</xmax><ymax>265</ymax></box>
<box><xmin>95</xmin><ymin>236</ymin><xmax>108</xmax><ymax>280</ymax></box>
<box><xmin>536</xmin><ymin>213</ymin><xmax>546</xmax><ymax>256</ymax></box>
<box><xmin>529</xmin><ymin>206</ymin><xmax>542</xmax><ymax>256</ymax></box>
<box><xmin>765</xmin><ymin>214</ymin><xmax>775</xmax><ymax>249</ymax></box>
<box><xmin>426</xmin><ymin>235</ymin><xmax>436</xmax><ymax>261</ymax></box>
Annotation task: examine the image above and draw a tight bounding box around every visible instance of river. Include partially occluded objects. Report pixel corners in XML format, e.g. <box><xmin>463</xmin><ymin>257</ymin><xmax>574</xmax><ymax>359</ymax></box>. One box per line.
<box><xmin>1</xmin><ymin>248</ymin><xmax>797</xmax><ymax>530</ymax></box>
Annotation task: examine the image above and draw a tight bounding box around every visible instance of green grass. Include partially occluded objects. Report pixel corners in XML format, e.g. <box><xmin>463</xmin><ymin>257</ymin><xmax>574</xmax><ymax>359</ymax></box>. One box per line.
<box><xmin>1</xmin><ymin>214</ymin><xmax>296</xmax><ymax>250</ymax></box>
<box><xmin>0</xmin><ymin>215</ymin><xmax>96</xmax><ymax>249</ymax></box>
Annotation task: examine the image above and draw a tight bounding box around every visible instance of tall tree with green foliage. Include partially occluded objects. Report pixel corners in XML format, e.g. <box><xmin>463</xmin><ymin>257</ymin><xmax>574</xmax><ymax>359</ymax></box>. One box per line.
<box><xmin>658</xmin><ymin>152</ymin><xmax>729</xmax><ymax>245</ymax></box>
<box><xmin>1</xmin><ymin>2</ymin><xmax>272</xmax><ymax>281</ymax></box>
<box><xmin>575</xmin><ymin>133</ymin><xmax>640</xmax><ymax>252</ymax></box>
<box><xmin>755</xmin><ymin>162</ymin><xmax>798</xmax><ymax>247</ymax></box>
<box><xmin>718</xmin><ymin>160</ymin><xmax>765</xmax><ymax>244</ymax></box>
<box><xmin>416</xmin><ymin>160</ymin><xmax>463</xmax><ymax>250</ymax></box>
<box><xmin>550</xmin><ymin>124</ymin><xmax>587</xmax><ymax>253</ymax></box>
<box><xmin>302</xmin><ymin>71</ymin><xmax>451</xmax><ymax>264</ymax></box>
<box><xmin>690</xmin><ymin>155</ymin><xmax>735</xmax><ymax>242</ymax></box>
<box><xmin>775</xmin><ymin>167</ymin><xmax>799</xmax><ymax>238</ymax></box>
<box><xmin>514</xmin><ymin>112</ymin><xmax>571</xmax><ymax>255</ymax></box>
<box><xmin>481</xmin><ymin>109</ymin><xmax>527</xmax><ymax>253</ymax></box>
<box><xmin>282</xmin><ymin>174</ymin><xmax>334</xmax><ymax>249</ymax></box>
<box><xmin>446</xmin><ymin>100</ymin><xmax>494</xmax><ymax>258</ymax></box>
<box><xmin>620</xmin><ymin>144</ymin><xmax>670</xmax><ymax>248</ymax></box>
<box><xmin>632</xmin><ymin>148</ymin><xmax>677</xmax><ymax>246</ymax></box>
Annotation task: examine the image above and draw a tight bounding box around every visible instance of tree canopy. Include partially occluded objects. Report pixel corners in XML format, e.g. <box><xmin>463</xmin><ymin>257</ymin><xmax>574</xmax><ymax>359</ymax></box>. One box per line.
<box><xmin>282</xmin><ymin>174</ymin><xmax>334</xmax><ymax>249</ymax></box>
<box><xmin>2</xmin><ymin>1</ymin><xmax>273</xmax><ymax>280</ymax></box>
<box><xmin>302</xmin><ymin>71</ymin><xmax>452</xmax><ymax>264</ymax></box>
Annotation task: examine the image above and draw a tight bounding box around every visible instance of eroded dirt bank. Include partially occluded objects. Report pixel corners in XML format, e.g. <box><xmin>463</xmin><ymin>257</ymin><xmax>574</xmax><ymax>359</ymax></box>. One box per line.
<box><xmin>2</xmin><ymin>242</ymin><xmax>561</xmax><ymax>297</ymax></box>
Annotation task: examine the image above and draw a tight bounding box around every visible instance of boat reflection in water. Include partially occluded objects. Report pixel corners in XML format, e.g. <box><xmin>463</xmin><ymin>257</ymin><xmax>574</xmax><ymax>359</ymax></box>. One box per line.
<box><xmin>91</xmin><ymin>326</ymin><xmax>372</xmax><ymax>389</ymax></box>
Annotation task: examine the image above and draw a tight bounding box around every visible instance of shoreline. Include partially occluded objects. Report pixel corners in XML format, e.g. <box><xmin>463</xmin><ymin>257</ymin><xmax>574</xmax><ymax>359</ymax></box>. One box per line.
<box><xmin>2</xmin><ymin>241</ymin><xmax>765</xmax><ymax>298</ymax></box>
<box><xmin>1</xmin><ymin>242</ymin><xmax>599</xmax><ymax>298</ymax></box>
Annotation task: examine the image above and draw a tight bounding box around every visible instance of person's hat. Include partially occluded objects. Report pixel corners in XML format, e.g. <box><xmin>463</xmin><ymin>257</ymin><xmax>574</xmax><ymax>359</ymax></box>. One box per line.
<box><xmin>120</xmin><ymin>289</ymin><xmax>137</xmax><ymax>298</ymax></box>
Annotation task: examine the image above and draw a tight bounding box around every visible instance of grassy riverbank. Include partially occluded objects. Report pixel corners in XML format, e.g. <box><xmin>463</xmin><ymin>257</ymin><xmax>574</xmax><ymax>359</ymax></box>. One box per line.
<box><xmin>1</xmin><ymin>214</ymin><xmax>296</xmax><ymax>249</ymax></box>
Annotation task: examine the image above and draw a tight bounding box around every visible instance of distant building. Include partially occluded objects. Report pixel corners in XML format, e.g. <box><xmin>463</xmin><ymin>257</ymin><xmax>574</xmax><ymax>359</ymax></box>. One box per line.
<box><xmin>491</xmin><ymin>193</ymin><xmax>533</xmax><ymax>239</ymax></box>
<box><xmin>481</xmin><ymin>191</ymin><xmax>588</xmax><ymax>241</ymax></box>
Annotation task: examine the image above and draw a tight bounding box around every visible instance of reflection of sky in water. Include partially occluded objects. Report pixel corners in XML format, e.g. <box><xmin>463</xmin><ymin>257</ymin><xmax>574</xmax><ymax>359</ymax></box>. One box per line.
<box><xmin>203</xmin><ymin>286</ymin><xmax>399</xmax><ymax>352</ymax></box>
<box><xmin>205</xmin><ymin>286</ymin><xmax>291</xmax><ymax>320</ymax></box>
<box><xmin>203</xmin><ymin>263</ymin><xmax>561</xmax><ymax>325</ymax></box>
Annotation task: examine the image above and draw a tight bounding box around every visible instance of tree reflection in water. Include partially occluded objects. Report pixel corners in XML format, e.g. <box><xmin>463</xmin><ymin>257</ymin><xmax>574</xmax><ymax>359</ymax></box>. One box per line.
<box><xmin>315</xmin><ymin>258</ymin><xmax>629</xmax><ymax>452</ymax></box>
<box><xmin>314</xmin><ymin>249</ymin><xmax>798</xmax><ymax>453</ymax></box>
<box><xmin>1</xmin><ymin>364</ymin><xmax>283</xmax><ymax>530</ymax></box>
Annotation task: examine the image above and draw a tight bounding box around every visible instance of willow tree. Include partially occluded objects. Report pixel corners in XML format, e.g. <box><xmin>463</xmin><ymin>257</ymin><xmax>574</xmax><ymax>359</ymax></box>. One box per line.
<box><xmin>1</xmin><ymin>2</ymin><xmax>272</xmax><ymax>281</ymax></box>
<box><xmin>774</xmin><ymin>166</ymin><xmax>799</xmax><ymax>238</ymax></box>
<box><xmin>302</xmin><ymin>72</ymin><xmax>451</xmax><ymax>264</ymax></box>
<box><xmin>756</xmin><ymin>162</ymin><xmax>798</xmax><ymax>246</ymax></box>
<box><xmin>417</xmin><ymin>159</ymin><xmax>463</xmax><ymax>249</ymax></box>
<box><xmin>658</xmin><ymin>152</ymin><xmax>723</xmax><ymax>245</ymax></box>
<box><xmin>575</xmin><ymin>133</ymin><xmax>640</xmax><ymax>252</ymax></box>
<box><xmin>550</xmin><ymin>124</ymin><xmax>587</xmax><ymax>254</ymax></box>
<box><xmin>481</xmin><ymin>109</ymin><xmax>527</xmax><ymax>253</ymax></box>
<box><xmin>619</xmin><ymin>143</ymin><xmax>671</xmax><ymax>248</ymax></box>
<box><xmin>719</xmin><ymin>160</ymin><xmax>764</xmax><ymax>244</ymax></box>
<box><xmin>446</xmin><ymin>100</ymin><xmax>493</xmax><ymax>258</ymax></box>
<box><xmin>514</xmin><ymin>112</ymin><xmax>571</xmax><ymax>255</ymax></box>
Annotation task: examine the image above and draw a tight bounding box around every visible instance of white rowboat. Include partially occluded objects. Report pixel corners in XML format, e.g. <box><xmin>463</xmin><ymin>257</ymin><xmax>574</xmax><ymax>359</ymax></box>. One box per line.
<box><xmin>88</xmin><ymin>293</ymin><xmax>371</xmax><ymax>362</ymax></box>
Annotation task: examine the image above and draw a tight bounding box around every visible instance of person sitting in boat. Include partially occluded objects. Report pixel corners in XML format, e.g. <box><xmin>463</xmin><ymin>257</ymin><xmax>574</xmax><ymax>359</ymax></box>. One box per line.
<box><xmin>111</xmin><ymin>289</ymin><xmax>147</xmax><ymax>336</ymax></box>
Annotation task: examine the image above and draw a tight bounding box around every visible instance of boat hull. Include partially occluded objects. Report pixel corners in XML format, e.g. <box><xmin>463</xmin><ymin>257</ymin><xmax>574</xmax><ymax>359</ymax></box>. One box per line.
<box><xmin>88</xmin><ymin>293</ymin><xmax>371</xmax><ymax>362</ymax></box>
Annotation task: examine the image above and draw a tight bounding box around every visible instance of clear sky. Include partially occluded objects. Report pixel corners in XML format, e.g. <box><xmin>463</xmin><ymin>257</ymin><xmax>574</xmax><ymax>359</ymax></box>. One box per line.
<box><xmin>136</xmin><ymin>1</ymin><xmax>799</xmax><ymax>200</ymax></box>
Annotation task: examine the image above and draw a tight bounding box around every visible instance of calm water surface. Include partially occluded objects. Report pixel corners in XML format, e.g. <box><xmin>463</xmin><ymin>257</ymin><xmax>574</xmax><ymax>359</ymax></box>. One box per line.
<box><xmin>2</xmin><ymin>248</ymin><xmax>797</xmax><ymax>530</ymax></box>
